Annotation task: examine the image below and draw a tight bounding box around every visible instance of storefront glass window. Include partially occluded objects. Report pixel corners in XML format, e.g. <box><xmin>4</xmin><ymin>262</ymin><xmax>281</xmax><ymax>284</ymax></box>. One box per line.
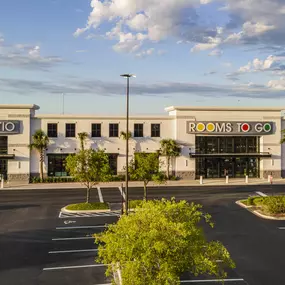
<box><xmin>48</xmin><ymin>154</ymin><xmax>70</xmax><ymax>177</ymax></box>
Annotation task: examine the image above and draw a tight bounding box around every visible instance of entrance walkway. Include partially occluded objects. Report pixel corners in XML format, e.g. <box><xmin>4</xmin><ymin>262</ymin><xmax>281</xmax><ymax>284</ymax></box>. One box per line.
<box><xmin>2</xmin><ymin>177</ymin><xmax>283</xmax><ymax>190</ymax></box>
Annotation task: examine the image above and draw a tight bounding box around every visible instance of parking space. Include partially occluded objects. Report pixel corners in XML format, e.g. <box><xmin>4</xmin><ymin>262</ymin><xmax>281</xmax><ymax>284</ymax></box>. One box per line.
<box><xmin>4</xmin><ymin>185</ymin><xmax>285</xmax><ymax>285</ymax></box>
<box><xmin>40</xmin><ymin>215</ymin><xmax>118</xmax><ymax>285</ymax></box>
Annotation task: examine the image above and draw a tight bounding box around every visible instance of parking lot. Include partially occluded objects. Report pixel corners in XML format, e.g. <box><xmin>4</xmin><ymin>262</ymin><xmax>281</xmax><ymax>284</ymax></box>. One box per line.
<box><xmin>2</xmin><ymin>185</ymin><xmax>285</xmax><ymax>285</ymax></box>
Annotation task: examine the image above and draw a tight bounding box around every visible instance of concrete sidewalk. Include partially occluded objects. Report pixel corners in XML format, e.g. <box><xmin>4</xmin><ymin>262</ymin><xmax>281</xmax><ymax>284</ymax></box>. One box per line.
<box><xmin>1</xmin><ymin>177</ymin><xmax>283</xmax><ymax>190</ymax></box>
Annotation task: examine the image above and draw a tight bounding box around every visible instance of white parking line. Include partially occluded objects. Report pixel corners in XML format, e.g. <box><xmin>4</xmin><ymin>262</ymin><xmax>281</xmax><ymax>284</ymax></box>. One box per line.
<box><xmin>52</xmin><ymin>237</ymin><xmax>94</xmax><ymax>241</ymax></box>
<box><xmin>49</xmin><ymin>249</ymin><xmax>98</xmax><ymax>254</ymax></box>
<box><xmin>97</xmin><ymin>186</ymin><xmax>104</xmax><ymax>203</ymax></box>
<box><xmin>278</xmin><ymin>227</ymin><xmax>285</xmax><ymax>230</ymax></box>
<box><xmin>56</xmin><ymin>225</ymin><xmax>106</xmax><ymax>230</ymax></box>
<box><xmin>180</xmin><ymin>279</ymin><xmax>244</xmax><ymax>283</ymax></box>
<box><xmin>119</xmin><ymin>186</ymin><xmax>125</xmax><ymax>200</ymax></box>
<box><xmin>43</xmin><ymin>264</ymin><xmax>106</xmax><ymax>271</ymax></box>
<box><xmin>255</xmin><ymin>191</ymin><xmax>267</xmax><ymax>197</ymax></box>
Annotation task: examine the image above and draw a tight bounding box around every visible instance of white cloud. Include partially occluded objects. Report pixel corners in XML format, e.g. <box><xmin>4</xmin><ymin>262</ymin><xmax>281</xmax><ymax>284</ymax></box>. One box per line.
<box><xmin>76</xmin><ymin>50</ymin><xmax>88</xmax><ymax>53</ymax></box>
<box><xmin>135</xmin><ymin>48</ymin><xmax>155</xmax><ymax>58</ymax></box>
<box><xmin>126</xmin><ymin>14</ymin><xmax>148</xmax><ymax>31</ymax></box>
<box><xmin>74</xmin><ymin>0</ymin><xmax>285</xmax><ymax>54</ymax></box>
<box><xmin>208</xmin><ymin>49</ymin><xmax>223</xmax><ymax>56</ymax></box>
<box><xmin>0</xmin><ymin>36</ymin><xmax>62</xmax><ymax>70</ymax></box>
<box><xmin>28</xmin><ymin>46</ymin><xmax>40</xmax><ymax>57</ymax></box>
<box><xmin>237</xmin><ymin>55</ymin><xmax>285</xmax><ymax>73</ymax></box>
<box><xmin>243</xmin><ymin>22</ymin><xmax>275</xmax><ymax>36</ymax></box>
<box><xmin>191</xmin><ymin>37</ymin><xmax>221</xmax><ymax>52</ymax></box>
<box><xmin>268</xmin><ymin>77</ymin><xmax>285</xmax><ymax>90</ymax></box>
<box><xmin>74</xmin><ymin>0</ymin><xmax>218</xmax><ymax>53</ymax></box>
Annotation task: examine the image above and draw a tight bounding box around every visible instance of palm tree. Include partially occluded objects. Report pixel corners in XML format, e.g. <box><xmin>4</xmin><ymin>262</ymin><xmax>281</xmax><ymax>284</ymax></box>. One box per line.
<box><xmin>159</xmin><ymin>139</ymin><xmax>181</xmax><ymax>179</ymax></box>
<box><xmin>29</xmin><ymin>130</ymin><xmax>49</xmax><ymax>182</ymax></box>
<box><xmin>78</xmin><ymin>132</ymin><xmax>88</xmax><ymax>151</ymax></box>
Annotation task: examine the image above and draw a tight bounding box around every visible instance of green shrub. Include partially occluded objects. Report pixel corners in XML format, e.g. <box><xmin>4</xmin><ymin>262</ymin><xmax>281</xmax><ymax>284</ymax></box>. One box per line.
<box><xmin>31</xmin><ymin>176</ymin><xmax>40</xmax><ymax>183</ymax></box>
<box><xmin>247</xmin><ymin>196</ymin><xmax>255</xmax><ymax>206</ymax></box>
<box><xmin>169</xmin><ymin>175</ymin><xmax>180</xmax><ymax>181</ymax></box>
<box><xmin>129</xmin><ymin>200</ymin><xmax>144</xmax><ymax>209</ymax></box>
<box><xmin>66</xmin><ymin>202</ymin><xmax>109</xmax><ymax>211</ymax></box>
<box><xmin>263</xmin><ymin>196</ymin><xmax>285</xmax><ymax>214</ymax></box>
<box><xmin>111</xmin><ymin>175</ymin><xmax>125</xmax><ymax>181</ymax></box>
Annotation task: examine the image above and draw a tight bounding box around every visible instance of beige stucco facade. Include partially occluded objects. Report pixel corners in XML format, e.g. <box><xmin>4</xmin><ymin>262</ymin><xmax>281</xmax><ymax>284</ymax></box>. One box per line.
<box><xmin>0</xmin><ymin>104</ymin><xmax>283</xmax><ymax>183</ymax></box>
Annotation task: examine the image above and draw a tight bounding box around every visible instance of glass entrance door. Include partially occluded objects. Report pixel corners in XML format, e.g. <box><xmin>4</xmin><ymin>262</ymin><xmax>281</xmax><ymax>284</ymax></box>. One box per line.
<box><xmin>220</xmin><ymin>158</ymin><xmax>234</xmax><ymax>178</ymax></box>
<box><xmin>235</xmin><ymin>158</ymin><xmax>247</xmax><ymax>178</ymax></box>
<box><xmin>205</xmin><ymin>158</ymin><xmax>219</xmax><ymax>178</ymax></box>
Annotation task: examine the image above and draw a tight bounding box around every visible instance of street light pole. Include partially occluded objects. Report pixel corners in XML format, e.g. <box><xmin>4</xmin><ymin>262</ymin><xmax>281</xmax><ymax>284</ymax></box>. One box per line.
<box><xmin>120</xmin><ymin>74</ymin><xmax>135</xmax><ymax>215</ymax></box>
<box><xmin>126</xmin><ymin>76</ymin><xmax>129</xmax><ymax>215</ymax></box>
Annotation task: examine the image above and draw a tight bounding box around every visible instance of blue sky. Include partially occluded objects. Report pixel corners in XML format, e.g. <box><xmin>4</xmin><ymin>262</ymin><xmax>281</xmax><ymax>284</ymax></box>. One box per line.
<box><xmin>1</xmin><ymin>0</ymin><xmax>285</xmax><ymax>115</ymax></box>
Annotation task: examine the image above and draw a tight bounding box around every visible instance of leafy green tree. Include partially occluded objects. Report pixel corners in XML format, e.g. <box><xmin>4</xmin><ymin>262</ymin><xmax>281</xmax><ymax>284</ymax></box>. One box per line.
<box><xmin>29</xmin><ymin>129</ymin><xmax>49</xmax><ymax>182</ymax></box>
<box><xmin>77</xmin><ymin>132</ymin><xmax>88</xmax><ymax>151</ymax></box>
<box><xmin>65</xmin><ymin>149</ymin><xmax>111</xmax><ymax>203</ymax></box>
<box><xmin>120</xmin><ymin>131</ymin><xmax>132</xmax><ymax>140</ymax></box>
<box><xmin>95</xmin><ymin>199</ymin><xmax>235</xmax><ymax>285</ymax></box>
<box><xmin>159</xmin><ymin>139</ymin><xmax>181</xmax><ymax>179</ymax></box>
<box><xmin>128</xmin><ymin>152</ymin><xmax>165</xmax><ymax>200</ymax></box>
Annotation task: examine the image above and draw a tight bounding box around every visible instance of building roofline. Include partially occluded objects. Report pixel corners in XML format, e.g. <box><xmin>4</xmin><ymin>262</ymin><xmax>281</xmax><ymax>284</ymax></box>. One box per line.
<box><xmin>33</xmin><ymin>114</ymin><xmax>172</xmax><ymax>120</ymax></box>
<box><xmin>0</xmin><ymin>104</ymin><xmax>40</xmax><ymax>110</ymax></box>
<box><xmin>165</xmin><ymin>106</ymin><xmax>285</xmax><ymax>112</ymax></box>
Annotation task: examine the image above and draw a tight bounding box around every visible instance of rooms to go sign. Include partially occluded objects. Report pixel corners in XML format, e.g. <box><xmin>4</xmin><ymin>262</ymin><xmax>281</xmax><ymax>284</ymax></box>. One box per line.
<box><xmin>0</xmin><ymin>121</ymin><xmax>20</xmax><ymax>134</ymax></box>
<box><xmin>187</xmin><ymin>121</ymin><xmax>273</xmax><ymax>135</ymax></box>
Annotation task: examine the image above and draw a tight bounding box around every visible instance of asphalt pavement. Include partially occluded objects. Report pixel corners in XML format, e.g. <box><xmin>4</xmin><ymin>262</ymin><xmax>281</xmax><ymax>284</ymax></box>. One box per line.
<box><xmin>1</xmin><ymin>185</ymin><xmax>285</xmax><ymax>285</ymax></box>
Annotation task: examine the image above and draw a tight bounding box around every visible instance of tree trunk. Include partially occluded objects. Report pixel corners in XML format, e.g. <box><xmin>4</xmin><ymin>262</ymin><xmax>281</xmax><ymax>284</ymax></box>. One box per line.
<box><xmin>167</xmin><ymin>157</ymin><xmax>170</xmax><ymax>179</ymax></box>
<box><xmin>143</xmin><ymin>181</ymin><xmax>147</xmax><ymax>201</ymax></box>
<box><xmin>40</xmin><ymin>151</ymin><xmax>44</xmax><ymax>182</ymax></box>
<box><xmin>86</xmin><ymin>186</ymin><xmax>91</xmax><ymax>203</ymax></box>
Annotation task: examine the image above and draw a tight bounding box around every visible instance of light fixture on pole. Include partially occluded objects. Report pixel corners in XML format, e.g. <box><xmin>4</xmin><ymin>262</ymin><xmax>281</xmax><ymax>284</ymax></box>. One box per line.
<box><xmin>120</xmin><ymin>74</ymin><xmax>136</xmax><ymax>215</ymax></box>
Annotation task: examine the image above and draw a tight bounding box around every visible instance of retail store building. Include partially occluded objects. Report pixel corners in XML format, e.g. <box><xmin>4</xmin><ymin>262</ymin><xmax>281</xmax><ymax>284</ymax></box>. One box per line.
<box><xmin>0</xmin><ymin>104</ymin><xmax>284</xmax><ymax>183</ymax></box>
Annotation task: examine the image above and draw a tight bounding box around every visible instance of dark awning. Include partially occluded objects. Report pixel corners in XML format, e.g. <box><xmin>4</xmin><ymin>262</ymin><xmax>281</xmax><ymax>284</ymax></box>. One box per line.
<box><xmin>189</xmin><ymin>152</ymin><xmax>271</xmax><ymax>158</ymax></box>
<box><xmin>0</xmin><ymin>154</ymin><xmax>15</xmax><ymax>159</ymax></box>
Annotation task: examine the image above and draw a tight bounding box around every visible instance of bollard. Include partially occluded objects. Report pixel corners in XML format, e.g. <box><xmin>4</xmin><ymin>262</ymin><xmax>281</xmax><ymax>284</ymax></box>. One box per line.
<box><xmin>245</xmin><ymin>175</ymin><xmax>249</xmax><ymax>184</ymax></box>
<box><xmin>268</xmin><ymin>175</ymin><xmax>271</xmax><ymax>183</ymax></box>
<box><xmin>200</xmin><ymin>176</ymin><xmax>203</xmax><ymax>185</ymax></box>
<box><xmin>226</xmin><ymin>175</ymin><xmax>229</xmax><ymax>184</ymax></box>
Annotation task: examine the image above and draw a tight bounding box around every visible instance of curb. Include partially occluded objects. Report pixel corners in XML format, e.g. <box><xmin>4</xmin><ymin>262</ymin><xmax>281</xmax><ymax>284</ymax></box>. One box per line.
<box><xmin>235</xmin><ymin>200</ymin><xmax>252</xmax><ymax>209</ymax></box>
<box><xmin>61</xmin><ymin>206</ymin><xmax>111</xmax><ymax>214</ymax></box>
<box><xmin>236</xmin><ymin>200</ymin><xmax>285</xmax><ymax>220</ymax></box>
<box><xmin>252</xmin><ymin>210</ymin><xmax>285</xmax><ymax>220</ymax></box>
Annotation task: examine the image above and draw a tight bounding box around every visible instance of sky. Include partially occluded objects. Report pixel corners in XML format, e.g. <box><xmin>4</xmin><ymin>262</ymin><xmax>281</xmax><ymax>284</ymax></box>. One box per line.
<box><xmin>1</xmin><ymin>0</ymin><xmax>285</xmax><ymax>115</ymax></box>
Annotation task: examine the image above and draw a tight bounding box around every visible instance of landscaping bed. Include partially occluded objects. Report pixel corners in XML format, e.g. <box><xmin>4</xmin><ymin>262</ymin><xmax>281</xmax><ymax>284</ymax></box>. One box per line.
<box><xmin>238</xmin><ymin>196</ymin><xmax>285</xmax><ymax>219</ymax></box>
<box><xmin>63</xmin><ymin>202</ymin><xmax>110</xmax><ymax>213</ymax></box>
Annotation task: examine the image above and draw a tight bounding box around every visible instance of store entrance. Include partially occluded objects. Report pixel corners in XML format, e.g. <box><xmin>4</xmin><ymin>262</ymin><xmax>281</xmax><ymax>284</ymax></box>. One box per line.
<box><xmin>196</xmin><ymin>157</ymin><xmax>259</xmax><ymax>179</ymax></box>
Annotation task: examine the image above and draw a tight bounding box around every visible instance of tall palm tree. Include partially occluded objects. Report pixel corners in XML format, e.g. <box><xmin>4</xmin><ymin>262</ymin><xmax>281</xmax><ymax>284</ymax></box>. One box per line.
<box><xmin>78</xmin><ymin>132</ymin><xmax>88</xmax><ymax>151</ymax></box>
<box><xmin>159</xmin><ymin>139</ymin><xmax>181</xmax><ymax>179</ymax></box>
<box><xmin>29</xmin><ymin>130</ymin><xmax>49</xmax><ymax>182</ymax></box>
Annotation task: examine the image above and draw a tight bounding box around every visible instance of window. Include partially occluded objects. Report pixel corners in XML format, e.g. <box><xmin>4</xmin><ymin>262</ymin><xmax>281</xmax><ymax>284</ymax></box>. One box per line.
<box><xmin>134</xmin><ymin>124</ymin><xmax>143</xmax><ymax>137</ymax></box>
<box><xmin>47</xmin><ymin>123</ymin><xmax>57</xmax><ymax>138</ymax></box>
<box><xmin>48</xmin><ymin>154</ymin><xmax>69</xmax><ymax>177</ymax></box>
<box><xmin>151</xmin><ymin>124</ymin><xmax>160</xmax><ymax>137</ymax></box>
<box><xmin>66</xmin><ymin>123</ymin><xmax>76</xmax><ymax>137</ymax></box>
<box><xmin>195</xmin><ymin>136</ymin><xmax>259</xmax><ymax>154</ymax></box>
<box><xmin>0</xmin><ymin>136</ymin><xmax>7</xmax><ymax>154</ymax></box>
<box><xmin>109</xmin><ymin>123</ymin><xmax>119</xmax><ymax>137</ymax></box>
<box><xmin>92</xmin><ymin>123</ymin><xmax>101</xmax><ymax>137</ymax></box>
